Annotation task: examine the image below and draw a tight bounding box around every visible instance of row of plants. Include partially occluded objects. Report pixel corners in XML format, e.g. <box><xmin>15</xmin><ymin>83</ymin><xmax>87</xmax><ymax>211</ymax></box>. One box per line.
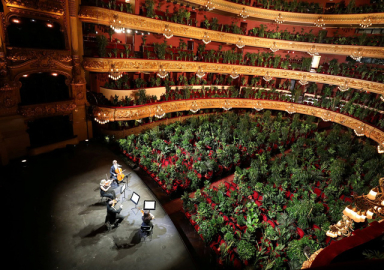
<box><xmin>83</xmin><ymin>3</ymin><xmax>384</xmax><ymax>55</ymax></box>
<box><xmin>82</xmin><ymin>0</ymin><xmax>134</xmax><ymax>13</ymax></box>
<box><xmin>241</xmin><ymin>86</ymin><xmax>384</xmax><ymax>130</ymax></box>
<box><xmin>248</xmin><ymin>25</ymin><xmax>384</xmax><ymax>47</ymax></box>
<box><xmin>95</xmin><ymin>71</ymin><xmax>384</xmax><ymax>130</ymax></box>
<box><xmin>93</xmin><ymin>37</ymin><xmax>384</xmax><ymax>83</ymax></box>
<box><xmin>230</xmin><ymin>0</ymin><xmax>384</xmax><ymax>14</ymax></box>
<box><xmin>118</xmin><ymin>112</ymin><xmax>316</xmax><ymax>193</ymax></box>
<box><xmin>181</xmin><ymin>120</ymin><xmax>383</xmax><ymax>269</ymax></box>
<box><xmin>84</xmin><ymin>0</ymin><xmax>384</xmax><ymax>15</ymax></box>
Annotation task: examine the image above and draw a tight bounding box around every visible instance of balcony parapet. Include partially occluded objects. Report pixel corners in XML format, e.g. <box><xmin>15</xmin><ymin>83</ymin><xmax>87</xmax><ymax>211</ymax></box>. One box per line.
<box><xmin>184</xmin><ymin>0</ymin><xmax>384</xmax><ymax>27</ymax></box>
<box><xmin>79</xmin><ymin>6</ymin><xmax>384</xmax><ymax>59</ymax></box>
<box><xmin>92</xmin><ymin>99</ymin><xmax>384</xmax><ymax>148</ymax></box>
<box><xmin>83</xmin><ymin>57</ymin><xmax>384</xmax><ymax>96</ymax></box>
<box><xmin>19</xmin><ymin>99</ymin><xmax>76</xmax><ymax>119</ymax></box>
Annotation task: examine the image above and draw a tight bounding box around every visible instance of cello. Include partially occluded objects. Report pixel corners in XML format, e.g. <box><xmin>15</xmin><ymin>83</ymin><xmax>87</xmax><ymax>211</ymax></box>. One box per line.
<box><xmin>115</xmin><ymin>167</ymin><xmax>125</xmax><ymax>182</ymax></box>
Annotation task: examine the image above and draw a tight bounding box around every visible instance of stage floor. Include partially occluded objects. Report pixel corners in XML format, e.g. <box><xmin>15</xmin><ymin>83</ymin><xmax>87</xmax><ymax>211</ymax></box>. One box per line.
<box><xmin>17</xmin><ymin>141</ymin><xmax>197</xmax><ymax>270</ymax></box>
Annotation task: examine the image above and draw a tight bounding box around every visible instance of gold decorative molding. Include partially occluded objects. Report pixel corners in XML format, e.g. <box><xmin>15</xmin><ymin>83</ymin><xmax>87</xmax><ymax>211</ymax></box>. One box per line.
<box><xmin>18</xmin><ymin>99</ymin><xmax>76</xmax><ymax>118</ymax></box>
<box><xmin>3</xmin><ymin>0</ymin><xmax>64</xmax><ymax>15</ymax></box>
<box><xmin>92</xmin><ymin>99</ymin><xmax>384</xmax><ymax>146</ymax></box>
<box><xmin>7</xmin><ymin>48</ymin><xmax>73</xmax><ymax>81</ymax></box>
<box><xmin>0</xmin><ymin>81</ymin><xmax>19</xmax><ymax>116</ymax></box>
<box><xmin>83</xmin><ymin>58</ymin><xmax>384</xmax><ymax>95</ymax></box>
<box><xmin>7</xmin><ymin>47</ymin><xmax>72</xmax><ymax>63</ymax></box>
<box><xmin>79</xmin><ymin>6</ymin><xmax>384</xmax><ymax>59</ymax></box>
<box><xmin>184</xmin><ymin>0</ymin><xmax>384</xmax><ymax>27</ymax></box>
<box><xmin>98</xmin><ymin>113</ymin><xmax>213</xmax><ymax>139</ymax></box>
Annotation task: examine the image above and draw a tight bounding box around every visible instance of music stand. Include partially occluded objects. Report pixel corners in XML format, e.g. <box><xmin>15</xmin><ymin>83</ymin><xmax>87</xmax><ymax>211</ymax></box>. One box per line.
<box><xmin>130</xmin><ymin>192</ymin><xmax>140</xmax><ymax>215</ymax></box>
<box><xmin>121</xmin><ymin>183</ymin><xmax>127</xmax><ymax>201</ymax></box>
<box><xmin>125</xmin><ymin>172</ymin><xmax>132</xmax><ymax>191</ymax></box>
<box><xmin>143</xmin><ymin>200</ymin><xmax>156</xmax><ymax>211</ymax></box>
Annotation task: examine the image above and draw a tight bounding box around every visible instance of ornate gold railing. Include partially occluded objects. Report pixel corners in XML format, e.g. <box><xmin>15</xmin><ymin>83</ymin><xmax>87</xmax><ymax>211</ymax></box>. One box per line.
<box><xmin>3</xmin><ymin>0</ymin><xmax>65</xmax><ymax>15</ymax></box>
<box><xmin>92</xmin><ymin>99</ymin><xmax>384</xmax><ymax>149</ymax></box>
<box><xmin>83</xmin><ymin>58</ymin><xmax>384</xmax><ymax>96</ymax></box>
<box><xmin>79</xmin><ymin>6</ymin><xmax>384</xmax><ymax>59</ymax></box>
<box><xmin>19</xmin><ymin>100</ymin><xmax>77</xmax><ymax>118</ymax></box>
<box><xmin>184</xmin><ymin>0</ymin><xmax>384</xmax><ymax>27</ymax></box>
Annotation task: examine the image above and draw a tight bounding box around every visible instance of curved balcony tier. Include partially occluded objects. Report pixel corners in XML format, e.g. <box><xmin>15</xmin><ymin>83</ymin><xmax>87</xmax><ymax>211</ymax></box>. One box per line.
<box><xmin>183</xmin><ymin>0</ymin><xmax>384</xmax><ymax>27</ymax></box>
<box><xmin>83</xmin><ymin>58</ymin><xmax>384</xmax><ymax>96</ymax></box>
<box><xmin>92</xmin><ymin>98</ymin><xmax>384</xmax><ymax>149</ymax></box>
<box><xmin>79</xmin><ymin>6</ymin><xmax>384</xmax><ymax>59</ymax></box>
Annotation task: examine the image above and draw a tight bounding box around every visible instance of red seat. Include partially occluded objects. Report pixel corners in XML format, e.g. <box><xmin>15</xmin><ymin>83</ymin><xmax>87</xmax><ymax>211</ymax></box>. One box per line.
<box><xmin>224</xmin><ymin>182</ymin><xmax>231</xmax><ymax>189</ymax></box>
<box><xmin>297</xmin><ymin>227</ymin><xmax>305</xmax><ymax>239</ymax></box>
<box><xmin>267</xmin><ymin>220</ymin><xmax>275</xmax><ymax>228</ymax></box>
<box><xmin>252</xmin><ymin>191</ymin><xmax>259</xmax><ymax>200</ymax></box>
<box><xmin>313</xmin><ymin>188</ymin><xmax>322</xmax><ymax>197</ymax></box>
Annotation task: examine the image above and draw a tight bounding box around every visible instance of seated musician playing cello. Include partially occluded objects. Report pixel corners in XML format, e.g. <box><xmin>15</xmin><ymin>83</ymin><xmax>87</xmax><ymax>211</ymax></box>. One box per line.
<box><xmin>110</xmin><ymin>160</ymin><xmax>122</xmax><ymax>186</ymax></box>
<box><xmin>100</xmin><ymin>179</ymin><xmax>116</xmax><ymax>200</ymax></box>
<box><xmin>141</xmin><ymin>210</ymin><xmax>155</xmax><ymax>230</ymax></box>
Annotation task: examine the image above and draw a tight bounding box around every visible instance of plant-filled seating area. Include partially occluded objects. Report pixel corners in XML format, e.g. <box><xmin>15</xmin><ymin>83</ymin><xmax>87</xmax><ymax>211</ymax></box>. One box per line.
<box><xmin>181</xmin><ymin>120</ymin><xmax>384</xmax><ymax>269</ymax></box>
<box><xmin>80</xmin><ymin>3</ymin><xmax>384</xmax><ymax>52</ymax></box>
<box><xmin>87</xmin><ymin>36</ymin><xmax>384</xmax><ymax>83</ymax></box>
<box><xmin>118</xmin><ymin>112</ymin><xmax>317</xmax><ymax>193</ymax></box>
<box><xmin>248</xmin><ymin>26</ymin><xmax>384</xmax><ymax>47</ymax></box>
<box><xmin>227</xmin><ymin>0</ymin><xmax>384</xmax><ymax>14</ymax></box>
<box><xmin>90</xmin><ymin>76</ymin><xmax>384</xmax><ymax>131</ymax></box>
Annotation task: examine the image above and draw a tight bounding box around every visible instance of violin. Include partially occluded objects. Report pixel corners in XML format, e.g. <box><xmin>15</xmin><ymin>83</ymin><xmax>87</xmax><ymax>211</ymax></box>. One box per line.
<box><xmin>115</xmin><ymin>167</ymin><xmax>125</xmax><ymax>182</ymax></box>
<box><xmin>104</xmin><ymin>179</ymin><xmax>113</xmax><ymax>186</ymax></box>
<box><xmin>110</xmin><ymin>198</ymin><xmax>120</xmax><ymax>208</ymax></box>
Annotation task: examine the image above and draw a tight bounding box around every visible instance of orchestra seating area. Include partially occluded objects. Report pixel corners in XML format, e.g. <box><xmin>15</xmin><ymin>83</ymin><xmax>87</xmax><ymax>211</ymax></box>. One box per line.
<box><xmin>1</xmin><ymin>0</ymin><xmax>384</xmax><ymax>270</ymax></box>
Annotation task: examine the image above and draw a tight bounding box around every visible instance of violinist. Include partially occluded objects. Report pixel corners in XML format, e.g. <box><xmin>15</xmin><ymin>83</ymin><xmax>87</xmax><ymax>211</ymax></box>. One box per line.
<box><xmin>100</xmin><ymin>179</ymin><xmax>116</xmax><ymax>200</ymax></box>
<box><xmin>106</xmin><ymin>199</ymin><xmax>124</xmax><ymax>228</ymax></box>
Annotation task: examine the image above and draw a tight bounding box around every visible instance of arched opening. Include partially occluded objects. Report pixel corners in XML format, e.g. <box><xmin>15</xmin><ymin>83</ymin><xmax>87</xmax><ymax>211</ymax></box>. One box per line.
<box><xmin>7</xmin><ymin>17</ymin><xmax>65</xmax><ymax>49</ymax></box>
<box><xmin>27</xmin><ymin>115</ymin><xmax>74</xmax><ymax>147</ymax></box>
<box><xmin>19</xmin><ymin>73</ymin><xmax>70</xmax><ymax>106</ymax></box>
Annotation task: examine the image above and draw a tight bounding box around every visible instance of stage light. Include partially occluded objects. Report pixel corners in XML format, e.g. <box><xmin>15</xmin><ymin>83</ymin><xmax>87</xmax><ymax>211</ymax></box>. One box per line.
<box><xmin>12</xmin><ymin>19</ymin><xmax>20</xmax><ymax>24</ymax></box>
<box><xmin>22</xmin><ymin>160</ymin><xmax>27</xmax><ymax>163</ymax></box>
<box><xmin>51</xmin><ymin>73</ymin><xmax>58</xmax><ymax>76</ymax></box>
<box><xmin>85</xmin><ymin>139</ymin><xmax>89</xmax><ymax>142</ymax></box>
<box><xmin>47</xmin><ymin>23</ymin><xmax>54</xmax><ymax>28</ymax></box>
<box><xmin>31</xmin><ymin>19</ymin><xmax>35</xmax><ymax>22</ymax></box>
<box><xmin>23</xmin><ymin>74</ymin><xmax>28</xmax><ymax>77</ymax></box>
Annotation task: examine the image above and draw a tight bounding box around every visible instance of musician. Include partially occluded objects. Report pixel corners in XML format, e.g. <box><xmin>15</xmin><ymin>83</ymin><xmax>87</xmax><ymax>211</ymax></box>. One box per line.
<box><xmin>110</xmin><ymin>160</ymin><xmax>120</xmax><ymax>185</ymax></box>
<box><xmin>106</xmin><ymin>199</ymin><xmax>124</xmax><ymax>228</ymax></box>
<box><xmin>141</xmin><ymin>210</ymin><xmax>155</xmax><ymax>229</ymax></box>
<box><xmin>100</xmin><ymin>179</ymin><xmax>116</xmax><ymax>200</ymax></box>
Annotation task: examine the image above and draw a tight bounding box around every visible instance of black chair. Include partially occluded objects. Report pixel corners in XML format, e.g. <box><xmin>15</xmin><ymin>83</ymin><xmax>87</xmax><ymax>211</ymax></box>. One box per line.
<box><xmin>140</xmin><ymin>225</ymin><xmax>153</xmax><ymax>242</ymax></box>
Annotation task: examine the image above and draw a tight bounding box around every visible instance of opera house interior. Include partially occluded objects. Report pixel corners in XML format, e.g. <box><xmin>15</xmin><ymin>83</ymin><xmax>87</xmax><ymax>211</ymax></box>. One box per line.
<box><xmin>0</xmin><ymin>0</ymin><xmax>383</xmax><ymax>269</ymax></box>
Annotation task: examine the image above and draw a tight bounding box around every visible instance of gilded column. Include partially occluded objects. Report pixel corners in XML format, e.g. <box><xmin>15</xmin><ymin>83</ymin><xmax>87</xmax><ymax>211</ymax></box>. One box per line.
<box><xmin>68</xmin><ymin>0</ymin><xmax>92</xmax><ymax>140</ymax></box>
